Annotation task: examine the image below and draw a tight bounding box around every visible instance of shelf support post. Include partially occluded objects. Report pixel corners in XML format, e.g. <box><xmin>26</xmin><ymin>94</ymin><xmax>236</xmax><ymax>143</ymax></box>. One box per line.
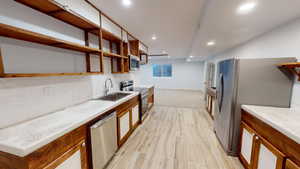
<box><xmin>0</xmin><ymin>46</ymin><xmax>5</xmax><ymax>77</ymax></box>
<box><xmin>120</xmin><ymin>29</ymin><xmax>124</xmax><ymax>73</ymax></box>
<box><xmin>84</xmin><ymin>31</ymin><xmax>91</xmax><ymax>72</ymax></box>
<box><xmin>99</xmin><ymin>12</ymin><xmax>104</xmax><ymax>73</ymax></box>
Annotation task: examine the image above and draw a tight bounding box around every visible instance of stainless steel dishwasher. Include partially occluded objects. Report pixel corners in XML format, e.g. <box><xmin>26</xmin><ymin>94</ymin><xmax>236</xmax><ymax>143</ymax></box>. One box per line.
<box><xmin>90</xmin><ymin>112</ymin><xmax>117</xmax><ymax>169</ymax></box>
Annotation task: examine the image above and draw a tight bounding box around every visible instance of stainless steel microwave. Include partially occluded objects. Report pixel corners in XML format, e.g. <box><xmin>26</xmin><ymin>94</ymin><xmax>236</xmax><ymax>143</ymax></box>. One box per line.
<box><xmin>129</xmin><ymin>55</ymin><xmax>140</xmax><ymax>71</ymax></box>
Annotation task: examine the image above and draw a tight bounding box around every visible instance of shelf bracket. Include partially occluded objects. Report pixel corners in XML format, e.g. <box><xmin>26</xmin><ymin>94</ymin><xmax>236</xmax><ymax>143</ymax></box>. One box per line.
<box><xmin>278</xmin><ymin>62</ymin><xmax>300</xmax><ymax>81</ymax></box>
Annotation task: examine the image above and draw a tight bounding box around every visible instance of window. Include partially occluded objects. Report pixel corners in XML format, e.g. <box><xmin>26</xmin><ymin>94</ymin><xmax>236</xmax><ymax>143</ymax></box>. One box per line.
<box><xmin>152</xmin><ymin>64</ymin><xmax>172</xmax><ymax>77</ymax></box>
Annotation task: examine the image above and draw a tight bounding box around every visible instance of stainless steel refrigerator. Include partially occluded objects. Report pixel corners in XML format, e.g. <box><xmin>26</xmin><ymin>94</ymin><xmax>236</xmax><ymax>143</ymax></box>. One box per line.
<box><xmin>214</xmin><ymin>57</ymin><xmax>295</xmax><ymax>156</ymax></box>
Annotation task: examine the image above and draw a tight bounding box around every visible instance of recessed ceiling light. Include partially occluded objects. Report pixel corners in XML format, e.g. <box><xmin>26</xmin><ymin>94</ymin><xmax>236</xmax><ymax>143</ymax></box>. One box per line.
<box><xmin>237</xmin><ymin>2</ymin><xmax>257</xmax><ymax>14</ymax></box>
<box><xmin>190</xmin><ymin>55</ymin><xmax>194</xmax><ymax>58</ymax></box>
<box><xmin>151</xmin><ymin>35</ymin><xmax>157</xmax><ymax>40</ymax></box>
<box><xmin>207</xmin><ymin>41</ymin><xmax>215</xmax><ymax>46</ymax></box>
<box><xmin>122</xmin><ymin>0</ymin><xmax>132</xmax><ymax>7</ymax></box>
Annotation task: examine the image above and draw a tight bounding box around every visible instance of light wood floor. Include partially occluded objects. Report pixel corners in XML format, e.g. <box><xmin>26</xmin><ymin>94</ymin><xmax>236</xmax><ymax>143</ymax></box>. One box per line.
<box><xmin>107</xmin><ymin>105</ymin><xmax>244</xmax><ymax>169</ymax></box>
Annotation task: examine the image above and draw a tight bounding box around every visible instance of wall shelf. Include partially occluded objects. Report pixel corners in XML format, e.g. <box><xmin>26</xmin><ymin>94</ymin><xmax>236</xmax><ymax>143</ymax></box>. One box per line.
<box><xmin>103</xmin><ymin>51</ymin><xmax>127</xmax><ymax>59</ymax></box>
<box><xmin>2</xmin><ymin>72</ymin><xmax>102</xmax><ymax>78</ymax></box>
<box><xmin>0</xmin><ymin>23</ymin><xmax>101</xmax><ymax>54</ymax></box>
<box><xmin>8</xmin><ymin>0</ymin><xmax>148</xmax><ymax>77</ymax></box>
<box><xmin>278</xmin><ymin>62</ymin><xmax>300</xmax><ymax>81</ymax></box>
<box><xmin>15</xmin><ymin>0</ymin><xmax>100</xmax><ymax>32</ymax></box>
<box><xmin>100</xmin><ymin>29</ymin><xmax>122</xmax><ymax>42</ymax></box>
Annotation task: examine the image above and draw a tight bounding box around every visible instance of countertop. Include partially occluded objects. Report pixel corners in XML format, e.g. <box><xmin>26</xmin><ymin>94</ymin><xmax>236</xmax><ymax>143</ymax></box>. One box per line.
<box><xmin>135</xmin><ymin>84</ymin><xmax>154</xmax><ymax>89</ymax></box>
<box><xmin>0</xmin><ymin>92</ymin><xmax>139</xmax><ymax>157</ymax></box>
<box><xmin>242</xmin><ymin>105</ymin><xmax>300</xmax><ymax>145</ymax></box>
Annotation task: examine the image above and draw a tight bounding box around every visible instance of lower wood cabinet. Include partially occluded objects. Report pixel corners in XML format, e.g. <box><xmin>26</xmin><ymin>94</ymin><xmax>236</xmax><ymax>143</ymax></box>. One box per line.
<box><xmin>117</xmin><ymin>108</ymin><xmax>131</xmax><ymax>146</ymax></box>
<box><xmin>240</xmin><ymin>123</ymin><xmax>285</xmax><ymax>169</ymax></box>
<box><xmin>43</xmin><ymin>139</ymin><xmax>87</xmax><ymax>169</ymax></box>
<box><xmin>116</xmin><ymin>95</ymin><xmax>140</xmax><ymax>147</ymax></box>
<box><xmin>132</xmin><ymin>103</ymin><xmax>140</xmax><ymax>129</ymax></box>
<box><xmin>286</xmin><ymin>159</ymin><xmax>300</xmax><ymax>169</ymax></box>
<box><xmin>239</xmin><ymin>122</ymin><xmax>256</xmax><ymax>169</ymax></box>
<box><xmin>240</xmin><ymin>110</ymin><xmax>300</xmax><ymax>169</ymax></box>
<box><xmin>253</xmin><ymin>137</ymin><xmax>285</xmax><ymax>169</ymax></box>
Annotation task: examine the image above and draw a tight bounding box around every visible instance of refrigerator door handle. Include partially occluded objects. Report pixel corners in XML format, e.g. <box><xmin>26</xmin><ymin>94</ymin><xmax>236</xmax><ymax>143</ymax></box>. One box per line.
<box><xmin>218</xmin><ymin>73</ymin><xmax>224</xmax><ymax>113</ymax></box>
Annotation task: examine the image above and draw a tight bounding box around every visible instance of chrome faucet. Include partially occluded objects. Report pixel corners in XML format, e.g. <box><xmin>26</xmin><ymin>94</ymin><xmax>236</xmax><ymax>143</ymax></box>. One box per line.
<box><xmin>104</xmin><ymin>78</ymin><xmax>114</xmax><ymax>96</ymax></box>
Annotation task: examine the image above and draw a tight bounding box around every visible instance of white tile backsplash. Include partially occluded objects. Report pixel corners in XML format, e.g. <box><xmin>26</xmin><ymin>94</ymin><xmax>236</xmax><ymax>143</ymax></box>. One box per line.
<box><xmin>0</xmin><ymin>0</ymin><xmax>140</xmax><ymax>129</ymax></box>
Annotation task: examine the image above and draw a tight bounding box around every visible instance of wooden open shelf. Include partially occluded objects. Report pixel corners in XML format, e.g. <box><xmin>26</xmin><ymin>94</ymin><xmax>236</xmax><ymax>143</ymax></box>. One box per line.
<box><xmin>15</xmin><ymin>0</ymin><xmax>100</xmax><ymax>32</ymax></box>
<box><xmin>99</xmin><ymin>29</ymin><xmax>121</xmax><ymax>42</ymax></box>
<box><xmin>0</xmin><ymin>23</ymin><xmax>101</xmax><ymax>54</ymax></box>
<box><xmin>103</xmin><ymin>52</ymin><xmax>127</xmax><ymax>59</ymax></box>
<box><xmin>278</xmin><ymin>62</ymin><xmax>300</xmax><ymax>81</ymax></box>
<box><xmin>2</xmin><ymin>72</ymin><xmax>102</xmax><ymax>78</ymax></box>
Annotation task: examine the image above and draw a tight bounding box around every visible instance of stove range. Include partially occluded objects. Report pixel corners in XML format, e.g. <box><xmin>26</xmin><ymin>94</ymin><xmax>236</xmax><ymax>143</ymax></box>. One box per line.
<box><xmin>120</xmin><ymin>80</ymin><xmax>149</xmax><ymax>122</ymax></box>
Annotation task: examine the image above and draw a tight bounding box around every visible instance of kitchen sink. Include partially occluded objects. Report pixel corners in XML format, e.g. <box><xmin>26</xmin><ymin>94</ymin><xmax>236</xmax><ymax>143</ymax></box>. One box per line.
<box><xmin>95</xmin><ymin>92</ymin><xmax>131</xmax><ymax>101</ymax></box>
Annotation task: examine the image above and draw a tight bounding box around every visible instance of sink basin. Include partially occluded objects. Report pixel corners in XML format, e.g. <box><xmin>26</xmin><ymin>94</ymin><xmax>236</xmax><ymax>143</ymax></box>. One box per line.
<box><xmin>95</xmin><ymin>92</ymin><xmax>131</xmax><ymax>101</ymax></box>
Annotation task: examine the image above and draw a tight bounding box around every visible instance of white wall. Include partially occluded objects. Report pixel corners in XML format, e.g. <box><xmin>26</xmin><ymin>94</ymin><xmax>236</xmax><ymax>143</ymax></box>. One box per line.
<box><xmin>205</xmin><ymin>18</ymin><xmax>300</xmax><ymax>107</ymax></box>
<box><xmin>136</xmin><ymin>59</ymin><xmax>205</xmax><ymax>91</ymax></box>
<box><xmin>0</xmin><ymin>1</ymin><xmax>140</xmax><ymax>128</ymax></box>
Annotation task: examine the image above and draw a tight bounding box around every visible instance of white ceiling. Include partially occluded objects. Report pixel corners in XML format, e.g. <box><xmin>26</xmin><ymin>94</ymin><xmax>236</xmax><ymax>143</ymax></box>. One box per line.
<box><xmin>89</xmin><ymin>0</ymin><xmax>300</xmax><ymax>60</ymax></box>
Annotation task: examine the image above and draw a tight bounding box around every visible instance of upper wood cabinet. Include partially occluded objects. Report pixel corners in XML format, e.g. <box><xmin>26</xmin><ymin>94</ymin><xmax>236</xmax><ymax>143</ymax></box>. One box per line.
<box><xmin>101</xmin><ymin>14</ymin><xmax>122</xmax><ymax>40</ymax></box>
<box><xmin>286</xmin><ymin>159</ymin><xmax>300</xmax><ymax>169</ymax></box>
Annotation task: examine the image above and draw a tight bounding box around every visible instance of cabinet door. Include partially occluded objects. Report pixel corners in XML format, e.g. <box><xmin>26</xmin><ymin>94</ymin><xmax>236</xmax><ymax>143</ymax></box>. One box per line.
<box><xmin>117</xmin><ymin>109</ymin><xmax>131</xmax><ymax>146</ymax></box>
<box><xmin>211</xmin><ymin>98</ymin><xmax>215</xmax><ymax>118</ymax></box>
<box><xmin>286</xmin><ymin>159</ymin><xmax>300</xmax><ymax>169</ymax></box>
<box><xmin>207</xmin><ymin>95</ymin><xmax>212</xmax><ymax>113</ymax></box>
<box><xmin>132</xmin><ymin>103</ymin><xmax>140</xmax><ymax>129</ymax></box>
<box><xmin>253</xmin><ymin>137</ymin><xmax>285</xmax><ymax>169</ymax></box>
<box><xmin>239</xmin><ymin>122</ymin><xmax>256</xmax><ymax>169</ymax></box>
<box><xmin>44</xmin><ymin>140</ymin><xmax>87</xmax><ymax>169</ymax></box>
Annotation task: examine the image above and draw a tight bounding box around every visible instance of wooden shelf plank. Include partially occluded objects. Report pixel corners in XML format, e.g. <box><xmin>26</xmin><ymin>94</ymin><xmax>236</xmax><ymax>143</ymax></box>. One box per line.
<box><xmin>101</xmin><ymin>29</ymin><xmax>122</xmax><ymax>42</ymax></box>
<box><xmin>278</xmin><ymin>62</ymin><xmax>300</xmax><ymax>68</ymax></box>
<box><xmin>278</xmin><ymin>62</ymin><xmax>300</xmax><ymax>81</ymax></box>
<box><xmin>103</xmin><ymin>52</ymin><xmax>127</xmax><ymax>59</ymax></box>
<box><xmin>15</xmin><ymin>0</ymin><xmax>100</xmax><ymax>31</ymax></box>
<box><xmin>0</xmin><ymin>23</ymin><xmax>101</xmax><ymax>54</ymax></box>
<box><xmin>3</xmin><ymin>72</ymin><xmax>102</xmax><ymax>78</ymax></box>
